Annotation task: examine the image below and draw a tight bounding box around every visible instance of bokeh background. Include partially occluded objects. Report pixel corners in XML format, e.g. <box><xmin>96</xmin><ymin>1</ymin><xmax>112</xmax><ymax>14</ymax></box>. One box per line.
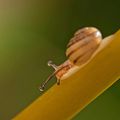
<box><xmin>0</xmin><ymin>0</ymin><xmax>120</xmax><ymax>120</ymax></box>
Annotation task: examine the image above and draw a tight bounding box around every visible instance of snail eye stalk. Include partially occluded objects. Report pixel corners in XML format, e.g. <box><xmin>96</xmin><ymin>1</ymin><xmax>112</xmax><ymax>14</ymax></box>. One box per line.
<box><xmin>39</xmin><ymin>72</ymin><xmax>56</xmax><ymax>91</ymax></box>
<box><xmin>39</xmin><ymin>60</ymin><xmax>58</xmax><ymax>92</ymax></box>
<box><xmin>47</xmin><ymin>60</ymin><xmax>58</xmax><ymax>70</ymax></box>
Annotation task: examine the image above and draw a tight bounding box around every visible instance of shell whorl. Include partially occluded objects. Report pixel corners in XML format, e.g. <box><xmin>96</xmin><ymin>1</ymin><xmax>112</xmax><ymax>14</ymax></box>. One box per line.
<box><xmin>66</xmin><ymin>27</ymin><xmax>102</xmax><ymax>66</ymax></box>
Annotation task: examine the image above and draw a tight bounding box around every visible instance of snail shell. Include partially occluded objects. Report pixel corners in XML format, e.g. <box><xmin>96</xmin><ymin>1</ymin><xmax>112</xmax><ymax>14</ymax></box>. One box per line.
<box><xmin>66</xmin><ymin>27</ymin><xmax>102</xmax><ymax>66</ymax></box>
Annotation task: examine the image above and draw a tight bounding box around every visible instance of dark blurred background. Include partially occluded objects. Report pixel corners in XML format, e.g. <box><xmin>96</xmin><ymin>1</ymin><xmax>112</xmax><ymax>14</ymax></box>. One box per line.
<box><xmin>0</xmin><ymin>0</ymin><xmax>120</xmax><ymax>120</ymax></box>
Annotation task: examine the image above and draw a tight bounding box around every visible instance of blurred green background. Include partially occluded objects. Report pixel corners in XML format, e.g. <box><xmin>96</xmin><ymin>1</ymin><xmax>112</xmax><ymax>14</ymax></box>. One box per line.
<box><xmin>0</xmin><ymin>0</ymin><xmax>120</xmax><ymax>120</ymax></box>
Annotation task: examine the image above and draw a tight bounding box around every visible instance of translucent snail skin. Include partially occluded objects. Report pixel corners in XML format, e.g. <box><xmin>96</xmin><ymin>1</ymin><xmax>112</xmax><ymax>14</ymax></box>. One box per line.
<box><xmin>39</xmin><ymin>27</ymin><xmax>102</xmax><ymax>91</ymax></box>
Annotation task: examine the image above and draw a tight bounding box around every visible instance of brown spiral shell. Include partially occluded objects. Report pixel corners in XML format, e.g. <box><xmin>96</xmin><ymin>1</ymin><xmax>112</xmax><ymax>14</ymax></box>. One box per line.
<box><xmin>66</xmin><ymin>27</ymin><xmax>102</xmax><ymax>66</ymax></box>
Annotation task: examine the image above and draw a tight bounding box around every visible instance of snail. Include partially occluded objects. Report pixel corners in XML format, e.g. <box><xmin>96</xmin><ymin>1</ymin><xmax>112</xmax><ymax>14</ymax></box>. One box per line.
<box><xmin>39</xmin><ymin>27</ymin><xmax>102</xmax><ymax>92</ymax></box>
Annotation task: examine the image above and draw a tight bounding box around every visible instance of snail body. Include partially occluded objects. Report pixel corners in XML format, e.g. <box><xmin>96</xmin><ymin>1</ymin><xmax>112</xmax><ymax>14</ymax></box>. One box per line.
<box><xmin>39</xmin><ymin>27</ymin><xmax>102</xmax><ymax>91</ymax></box>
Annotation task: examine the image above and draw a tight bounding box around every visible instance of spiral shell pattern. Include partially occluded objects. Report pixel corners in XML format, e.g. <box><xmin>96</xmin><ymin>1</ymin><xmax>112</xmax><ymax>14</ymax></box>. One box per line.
<box><xmin>66</xmin><ymin>27</ymin><xmax>102</xmax><ymax>66</ymax></box>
